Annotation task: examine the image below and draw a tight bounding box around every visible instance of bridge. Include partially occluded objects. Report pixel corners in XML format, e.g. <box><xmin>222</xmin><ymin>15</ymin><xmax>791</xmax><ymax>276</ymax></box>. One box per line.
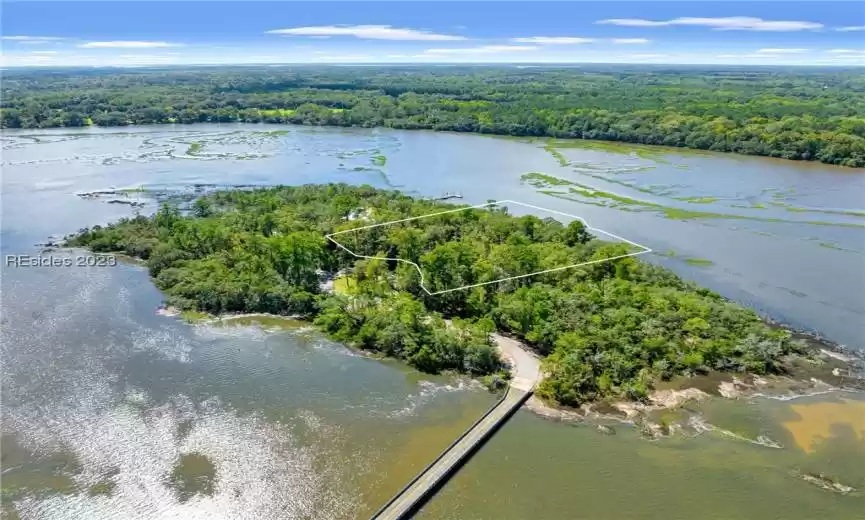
<box><xmin>370</xmin><ymin>334</ymin><xmax>539</xmax><ymax>520</ymax></box>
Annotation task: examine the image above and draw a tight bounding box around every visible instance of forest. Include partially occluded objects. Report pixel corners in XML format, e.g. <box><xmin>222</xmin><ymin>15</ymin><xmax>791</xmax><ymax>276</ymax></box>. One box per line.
<box><xmin>2</xmin><ymin>66</ymin><xmax>864</xmax><ymax>166</ymax></box>
<box><xmin>67</xmin><ymin>184</ymin><xmax>807</xmax><ymax>406</ymax></box>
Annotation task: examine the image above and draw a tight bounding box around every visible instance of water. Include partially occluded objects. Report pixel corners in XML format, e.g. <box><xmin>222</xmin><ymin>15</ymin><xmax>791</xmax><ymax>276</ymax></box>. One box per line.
<box><xmin>2</xmin><ymin>125</ymin><xmax>864</xmax><ymax>519</ymax></box>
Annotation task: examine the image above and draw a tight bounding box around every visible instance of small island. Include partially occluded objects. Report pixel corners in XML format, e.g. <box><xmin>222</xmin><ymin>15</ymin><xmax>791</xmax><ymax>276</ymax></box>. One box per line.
<box><xmin>68</xmin><ymin>184</ymin><xmax>827</xmax><ymax>407</ymax></box>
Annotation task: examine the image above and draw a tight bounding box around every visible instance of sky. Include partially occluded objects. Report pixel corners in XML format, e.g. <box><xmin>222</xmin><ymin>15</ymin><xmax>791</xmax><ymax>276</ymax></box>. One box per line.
<box><xmin>1</xmin><ymin>1</ymin><xmax>864</xmax><ymax>67</ymax></box>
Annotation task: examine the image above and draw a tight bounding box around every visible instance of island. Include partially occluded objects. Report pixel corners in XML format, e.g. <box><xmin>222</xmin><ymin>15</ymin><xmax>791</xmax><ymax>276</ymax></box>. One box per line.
<box><xmin>66</xmin><ymin>183</ymin><xmax>834</xmax><ymax>408</ymax></box>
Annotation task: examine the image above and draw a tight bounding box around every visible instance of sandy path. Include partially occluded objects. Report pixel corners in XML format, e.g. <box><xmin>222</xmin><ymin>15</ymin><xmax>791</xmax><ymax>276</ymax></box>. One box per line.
<box><xmin>491</xmin><ymin>333</ymin><xmax>541</xmax><ymax>391</ymax></box>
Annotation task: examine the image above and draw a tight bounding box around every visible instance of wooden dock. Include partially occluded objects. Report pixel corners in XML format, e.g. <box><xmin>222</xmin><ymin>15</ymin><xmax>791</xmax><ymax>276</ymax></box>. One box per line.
<box><xmin>423</xmin><ymin>192</ymin><xmax>463</xmax><ymax>201</ymax></box>
<box><xmin>370</xmin><ymin>386</ymin><xmax>532</xmax><ymax>520</ymax></box>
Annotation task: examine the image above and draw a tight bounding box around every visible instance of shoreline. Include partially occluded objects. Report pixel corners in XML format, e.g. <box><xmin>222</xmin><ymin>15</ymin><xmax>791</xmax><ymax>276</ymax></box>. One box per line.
<box><xmin>4</xmin><ymin>121</ymin><xmax>860</xmax><ymax>170</ymax></box>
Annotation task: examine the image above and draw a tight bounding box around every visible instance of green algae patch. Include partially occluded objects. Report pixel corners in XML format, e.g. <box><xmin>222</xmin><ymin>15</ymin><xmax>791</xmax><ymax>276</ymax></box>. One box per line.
<box><xmin>685</xmin><ymin>257</ymin><xmax>714</xmax><ymax>267</ymax></box>
<box><xmin>169</xmin><ymin>453</ymin><xmax>216</xmax><ymax>503</ymax></box>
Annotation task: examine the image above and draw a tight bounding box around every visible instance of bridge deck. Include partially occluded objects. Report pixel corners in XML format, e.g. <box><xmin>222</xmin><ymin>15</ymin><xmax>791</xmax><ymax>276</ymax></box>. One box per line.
<box><xmin>371</xmin><ymin>386</ymin><xmax>532</xmax><ymax>520</ymax></box>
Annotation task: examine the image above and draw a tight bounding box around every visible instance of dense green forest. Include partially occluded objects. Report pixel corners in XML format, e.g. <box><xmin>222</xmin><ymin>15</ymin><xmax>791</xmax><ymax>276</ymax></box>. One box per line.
<box><xmin>3</xmin><ymin>66</ymin><xmax>864</xmax><ymax>166</ymax></box>
<box><xmin>67</xmin><ymin>184</ymin><xmax>807</xmax><ymax>405</ymax></box>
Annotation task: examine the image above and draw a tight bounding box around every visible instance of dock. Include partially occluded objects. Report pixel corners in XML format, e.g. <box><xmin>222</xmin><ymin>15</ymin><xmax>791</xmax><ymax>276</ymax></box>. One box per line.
<box><xmin>370</xmin><ymin>385</ymin><xmax>533</xmax><ymax>520</ymax></box>
<box><xmin>423</xmin><ymin>192</ymin><xmax>463</xmax><ymax>201</ymax></box>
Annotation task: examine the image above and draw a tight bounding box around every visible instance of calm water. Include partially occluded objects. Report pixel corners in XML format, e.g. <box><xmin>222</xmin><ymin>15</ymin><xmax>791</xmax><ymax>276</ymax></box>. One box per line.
<box><xmin>2</xmin><ymin>125</ymin><xmax>864</xmax><ymax>519</ymax></box>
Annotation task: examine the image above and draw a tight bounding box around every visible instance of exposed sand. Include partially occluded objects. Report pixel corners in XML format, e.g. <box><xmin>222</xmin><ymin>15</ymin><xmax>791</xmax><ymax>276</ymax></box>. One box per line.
<box><xmin>782</xmin><ymin>398</ymin><xmax>865</xmax><ymax>454</ymax></box>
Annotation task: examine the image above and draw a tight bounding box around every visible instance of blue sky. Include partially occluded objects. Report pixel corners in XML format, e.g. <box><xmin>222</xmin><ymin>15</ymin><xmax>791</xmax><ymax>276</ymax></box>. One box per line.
<box><xmin>2</xmin><ymin>1</ymin><xmax>863</xmax><ymax>67</ymax></box>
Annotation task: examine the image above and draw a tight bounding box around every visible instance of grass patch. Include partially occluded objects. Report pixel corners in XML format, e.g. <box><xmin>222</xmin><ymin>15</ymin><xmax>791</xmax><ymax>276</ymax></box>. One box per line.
<box><xmin>685</xmin><ymin>257</ymin><xmax>714</xmax><ymax>266</ymax></box>
<box><xmin>333</xmin><ymin>276</ymin><xmax>357</xmax><ymax>295</ymax></box>
<box><xmin>259</xmin><ymin>108</ymin><xmax>296</xmax><ymax>117</ymax></box>
<box><xmin>180</xmin><ymin>310</ymin><xmax>210</xmax><ymax>323</ymax></box>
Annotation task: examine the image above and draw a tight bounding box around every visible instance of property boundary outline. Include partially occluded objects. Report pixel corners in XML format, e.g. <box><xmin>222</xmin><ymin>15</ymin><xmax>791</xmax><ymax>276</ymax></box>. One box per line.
<box><xmin>325</xmin><ymin>199</ymin><xmax>653</xmax><ymax>296</ymax></box>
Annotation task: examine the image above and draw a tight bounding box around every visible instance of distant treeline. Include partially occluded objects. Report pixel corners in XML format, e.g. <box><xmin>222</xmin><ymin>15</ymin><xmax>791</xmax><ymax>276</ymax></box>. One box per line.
<box><xmin>2</xmin><ymin>66</ymin><xmax>864</xmax><ymax>166</ymax></box>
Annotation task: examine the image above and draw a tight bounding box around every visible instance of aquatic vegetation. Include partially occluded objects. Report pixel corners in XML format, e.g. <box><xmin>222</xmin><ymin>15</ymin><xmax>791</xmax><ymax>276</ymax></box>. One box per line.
<box><xmin>371</xmin><ymin>154</ymin><xmax>387</xmax><ymax>166</ymax></box>
<box><xmin>524</xmin><ymin>175</ymin><xmax>864</xmax><ymax>228</ymax></box>
<box><xmin>186</xmin><ymin>142</ymin><xmax>203</xmax><ymax>156</ymax></box>
<box><xmin>521</xmin><ymin>172</ymin><xmax>574</xmax><ymax>187</ymax></box>
<box><xmin>180</xmin><ymin>310</ymin><xmax>210</xmax><ymax>323</ymax></box>
<box><xmin>543</xmin><ymin>143</ymin><xmax>569</xmax><ymax>166</ymax></box>
<box><xmin>169</xmin><ymin>453</ymin><xmax>217</xmax><ymax>502</ymax></box>
<box><xmin>257</xmin><ymin>129</ymin><xmax>291</xmax><ymax>137</ymax></box>
<box><xmin>685</xmin><ymin>258</ymin><xmax>714</xmax><ymax>267</ymax></box>
<box><xmin>545</xmin><ymin>138</ymin><xmax>674</xmax><ymax>163</ymax></box>
<box><xmin>677</xmin><ymin>196</ymin><xmax>720</xmax><ymax>204</ymax></box>
<box><xmin>538</xmin><ymin>190</ymin><xmax>610</xmax><ymax>207</ymax></box>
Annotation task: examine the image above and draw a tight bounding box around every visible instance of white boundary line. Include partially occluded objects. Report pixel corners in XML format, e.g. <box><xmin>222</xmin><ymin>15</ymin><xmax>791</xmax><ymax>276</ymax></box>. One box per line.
<box><xmin>325</xmin><ymin>199</ymin><xmax>652</xmax><ymax>296</ymax></box>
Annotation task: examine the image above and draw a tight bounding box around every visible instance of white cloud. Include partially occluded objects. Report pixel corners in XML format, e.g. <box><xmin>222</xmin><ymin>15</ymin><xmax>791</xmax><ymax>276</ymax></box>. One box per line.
<box><xmin>597</xmin><ymin>17</ymin><xmax>823</xmax><ymax>31</ymax></box>
<box><xmin>629</xmin><ymin>54</ymin><xmax>668</xmax><ymax>59</ymax></box>
<box><xmin>511</xmin><ymin>37</ymin><xmax>595</xmax><ymax>44</ymax></box>
<box><xmin>16</xmin><ymin>40</ymin><xmax>60</xmax><ymax>46</ymax></box>
<box><xmin>836</xmin><ymin>26</ymin><xmax>865</xmax><ymax>32</ymax></box>
<box><xmin>78</xmin><ymin>41</ymin><xmax>183</xmax><ymax>49</ymax></box>
<box><xmin>756</xmin><ymin>48</ymin><xmax>809</xmax><ymax>54</ymax></box>
<box><xmin>828</xmin><ymin>49</ymin><xmax>865</xmax><ymax>54</ymax></box>
<box><xmin>1</xmin><ymin>36</ymin><xmax>65</xmax><ymax>41</ymax></box>
<box><xmin>611</xmin><ymin>38</ymin><xmax>651</xmax><ymax>44</ymax></box>
<box><xmin>266</xmin><ymin>25</ymin><xmax>466</xmax><ymax>41</ymax></box>
<box><xmin>29</xmin><ymin>51</ymin><xmax>58</xmax><ymax>55</ymax></box>
<box><xmin>716</xmin><ymin>53</ymin><xmax>782</xmax><ymax>59</ymax></box>
<box><xmin>423</xmin><ymin>45</ymin><xmax>540</xmax><ymax>55</ymax></box>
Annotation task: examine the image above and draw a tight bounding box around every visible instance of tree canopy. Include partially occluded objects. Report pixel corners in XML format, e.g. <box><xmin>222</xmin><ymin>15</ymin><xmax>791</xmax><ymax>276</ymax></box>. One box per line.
<box><xmin>3</xmin><ymin>65</ymin><xmax>864</xmax><ymax>166</ymax></box>
<box><xmin>68</xmin><ymin>184</ymin><xmax>808</xmax><ymax>405</ymax></box>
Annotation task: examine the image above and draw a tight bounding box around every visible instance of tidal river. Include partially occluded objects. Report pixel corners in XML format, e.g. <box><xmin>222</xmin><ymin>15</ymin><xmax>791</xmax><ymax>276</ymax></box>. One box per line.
<box><xmin>2</xmin><ymin>125</ymin><xmax>864</xmax><ymax>519</ymax></box>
